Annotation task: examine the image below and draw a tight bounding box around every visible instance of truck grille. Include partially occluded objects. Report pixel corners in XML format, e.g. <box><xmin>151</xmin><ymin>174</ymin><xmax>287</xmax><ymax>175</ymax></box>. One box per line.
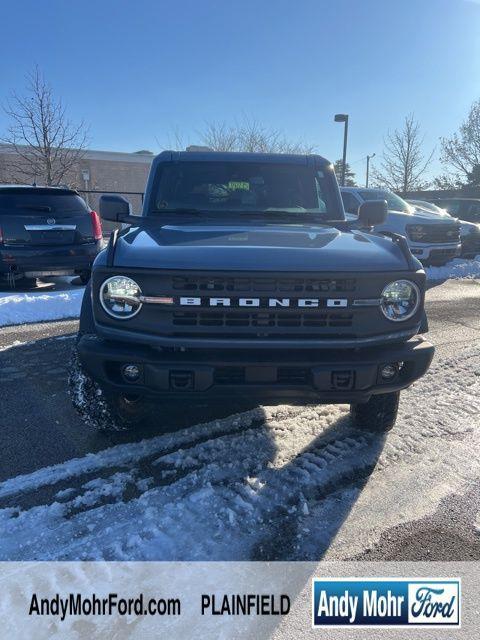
<box><xmin>172</xmin><ymin>310</ymin><xmax>353</xmax><ymax>328</ymax></box>
<box><xmin>407</xmin><ymin>224</ymin><xmax>460</xmax><ymax>244</ymax></box>
<box><xmin>96</xmin><ymin>269</ymin><xmax>413</xmax><ymax>342</ymax></box>
<box><xmin>172</xmin><ymin>275</ymin><xmax>356</xmax><ymax>293</ymax></box>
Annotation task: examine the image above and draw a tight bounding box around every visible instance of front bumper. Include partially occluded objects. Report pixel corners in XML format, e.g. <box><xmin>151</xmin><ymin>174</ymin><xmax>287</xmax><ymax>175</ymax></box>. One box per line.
<box><xmin>77</xmin><ymin>334</ymin><xmax>434</xmax><ymax>403</ymax></box>
<box><xmin>408</xmin><ymin>242</ymin><xmax>460</xmax><ymax>264</ymax></box>
<box><xmin>461</xmin><ymin>234</ymin><xmax>480</xmax><ymax>258</ymax></box>
<box><xmin>0</xmin><ymin>241</ymin><xmax>103</xmax><ymax>277</ymax></box>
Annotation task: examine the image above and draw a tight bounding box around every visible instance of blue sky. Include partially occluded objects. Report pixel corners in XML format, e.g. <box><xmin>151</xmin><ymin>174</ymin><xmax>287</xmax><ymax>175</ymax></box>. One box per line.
<box><xmin>0</xmin><ymin>0</ymin><xmax>479</xmax><ymax>182</ymax></box>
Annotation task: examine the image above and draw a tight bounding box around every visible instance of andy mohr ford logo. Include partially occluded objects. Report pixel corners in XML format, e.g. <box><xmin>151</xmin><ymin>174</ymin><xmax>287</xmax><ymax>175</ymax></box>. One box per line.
<box><xmin>312</xmin><ymin>578</ymin><xmax>461</xmax><ymax>628</ymax></box>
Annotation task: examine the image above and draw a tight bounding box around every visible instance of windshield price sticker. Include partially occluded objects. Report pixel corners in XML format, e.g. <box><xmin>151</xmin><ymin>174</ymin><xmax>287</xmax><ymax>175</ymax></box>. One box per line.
<box><xmin>228</xmin><ymin>181</ymin><xmax>250</xmax><ymax>191</ymax></box>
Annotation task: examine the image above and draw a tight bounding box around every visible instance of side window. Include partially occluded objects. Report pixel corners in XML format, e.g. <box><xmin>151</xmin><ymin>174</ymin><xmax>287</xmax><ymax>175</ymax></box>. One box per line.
<box><xmin>462</xmin><ymin>201</ymin><xmax>480</xmax><ymax>222</ymax></box>
<box><xmin>341</xmin><ymin>192</ymin><xmax>359</xmax><ymax>214</ymax></box>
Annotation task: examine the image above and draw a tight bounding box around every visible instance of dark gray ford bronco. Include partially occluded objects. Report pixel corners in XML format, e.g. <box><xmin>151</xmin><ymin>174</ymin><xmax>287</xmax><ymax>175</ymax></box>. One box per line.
<box><xmin>70</xmin><ymin>151</ymin><xmax>434</xmax><ymax>431</ymax></box>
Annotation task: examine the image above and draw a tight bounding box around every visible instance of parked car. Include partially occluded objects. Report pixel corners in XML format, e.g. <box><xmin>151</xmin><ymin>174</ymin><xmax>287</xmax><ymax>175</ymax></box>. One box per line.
<box><xmin>0</xmin><ymin>185</ymin><xmax>104</xmax><ymax>287</ymax></box>
<box><xmin>429</xmin><ymin>197</ymin><xmax>480</xmax><ymax>223</ymax></box>
<box><xmin>340</xmin><ymin>187</ymin><xmax>461</xmax><ymax>265</ymax></box>
<box><xmin>407</xmin><ymin>199</ymin><xmax>480</xmax><ymax>259</ymax></box>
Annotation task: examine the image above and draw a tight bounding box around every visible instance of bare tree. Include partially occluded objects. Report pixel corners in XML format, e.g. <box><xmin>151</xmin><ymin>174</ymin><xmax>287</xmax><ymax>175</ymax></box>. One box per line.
<box><xmin>198</xmin><ymin>116</ymin><xmax>315</xmax><ymax>154</ymax></box>
<box><xmin>372</xmin><ymin>114</ymin><xmax>433</xmax><ymax>195</ymax></box>
<box><xmin>158</xmin><ymin>126</ymin><xmax>188</xmax><ymax>152</ymax></box>
<box><xmin>439</xmin><ymin>99</ymin><xmax>480</xmax><ymax>186</ymax></box>
<box><xmin>1</xmin><ymin>67</ymin><xmax>88</xmax><ymax>186</ymax></box>
<box><xmin>200</xmin><ymin>121</ymin><xmax>238</xmax><ymax>151</ymax></box>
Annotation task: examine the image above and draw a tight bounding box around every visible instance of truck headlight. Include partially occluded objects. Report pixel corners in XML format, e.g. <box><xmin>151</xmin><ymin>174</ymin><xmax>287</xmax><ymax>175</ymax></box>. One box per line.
<box><xmin>407</xmin><ymin>224</ymin><xmax>426</xmax><ymax>242</ymax></box>
<box><xmin>380</xmin><ymin>280</ymin><xmax>420</xmax><ymax>322</ymax></box>
<box><xmin>100</xmin><ymin>276</ymin><xmax>142</xmax><ymax>319</ymax></box>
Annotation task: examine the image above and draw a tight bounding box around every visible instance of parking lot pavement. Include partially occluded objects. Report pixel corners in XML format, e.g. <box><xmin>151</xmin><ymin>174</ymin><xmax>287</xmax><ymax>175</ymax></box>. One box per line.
<box><xmin>0</xmin><ymin>278</ymin><xmax>478</xmax><ymax>560</ymax></box>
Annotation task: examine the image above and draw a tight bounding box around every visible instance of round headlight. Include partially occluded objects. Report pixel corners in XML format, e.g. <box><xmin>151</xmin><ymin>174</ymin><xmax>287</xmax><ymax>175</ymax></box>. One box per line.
<box><xmin>380</xmin><ymin>280</ymin><xmax>420</xmax><ymax>322</ymax></box>
<box><xmin>100</xmin><ymin>276</ymin><xmax>142</xmax><ymax>319</ymax></box>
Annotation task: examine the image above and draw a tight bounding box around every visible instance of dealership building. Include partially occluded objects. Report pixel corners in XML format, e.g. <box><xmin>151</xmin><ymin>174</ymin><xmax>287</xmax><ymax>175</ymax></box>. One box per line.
<box><xmin>0</xmin><ymin>144</ymin><xmax>154</xmax><ymax>214</ymax></box>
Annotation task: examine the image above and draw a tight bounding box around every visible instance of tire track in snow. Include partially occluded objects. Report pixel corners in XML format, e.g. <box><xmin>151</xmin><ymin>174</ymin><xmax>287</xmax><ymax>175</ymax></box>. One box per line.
<box><xmin>0</xmin><ymin>345</ymin><xmax>479</xmax><ymax>560</ymax></box>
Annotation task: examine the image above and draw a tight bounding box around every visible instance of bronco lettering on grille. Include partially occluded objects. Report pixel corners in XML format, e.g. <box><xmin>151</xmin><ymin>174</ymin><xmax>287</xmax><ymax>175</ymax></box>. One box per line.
<box><xmin>178</xmin><ymin>297</ymin><xmax>348</xmax><ymax>308</ymax></box>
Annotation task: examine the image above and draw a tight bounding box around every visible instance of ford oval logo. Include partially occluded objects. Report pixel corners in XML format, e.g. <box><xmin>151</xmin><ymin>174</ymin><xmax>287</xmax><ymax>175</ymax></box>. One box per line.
<box><xmin>47</xmin><ymin>218</ymin><xmax>56</xmax><ymax>225</ymax></box>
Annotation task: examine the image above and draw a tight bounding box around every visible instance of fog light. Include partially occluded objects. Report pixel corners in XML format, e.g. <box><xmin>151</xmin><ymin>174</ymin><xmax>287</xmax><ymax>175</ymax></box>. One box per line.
<box><xmin>122</xmin><ymin>364</ymin><xmax>141</xmax><ymax>382</ymax></box>
<box><xmin>380</xmin><ymin>364</ymin><xmax>397</xmax><ymax>380</ymax></box>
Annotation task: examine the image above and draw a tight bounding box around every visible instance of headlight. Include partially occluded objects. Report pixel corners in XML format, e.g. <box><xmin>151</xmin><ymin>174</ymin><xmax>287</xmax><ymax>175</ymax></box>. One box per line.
<box><xmin>100</xmin><ymin>276</ymin><xmax>142</xmax><ymax>319</ymax></box>
<box><xmin>380</xmin><ymin>280</ymin><xmax>420</xmax><ymax>322</ymax></box>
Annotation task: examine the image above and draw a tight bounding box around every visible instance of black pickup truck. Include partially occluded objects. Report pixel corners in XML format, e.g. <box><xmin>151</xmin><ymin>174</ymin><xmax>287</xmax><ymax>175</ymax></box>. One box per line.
<box><xmin>70</xmin><ymin>151</ymin><xmax>434</xmax><ymax>432</ymax></box>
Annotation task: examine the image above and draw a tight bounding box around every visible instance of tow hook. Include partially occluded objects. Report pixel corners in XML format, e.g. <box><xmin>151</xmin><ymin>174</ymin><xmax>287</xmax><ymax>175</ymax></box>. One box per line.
<box><xmin>169</xmin><ymin>370</ymin><xmax>195</xmax><ymax>391</ymax></box>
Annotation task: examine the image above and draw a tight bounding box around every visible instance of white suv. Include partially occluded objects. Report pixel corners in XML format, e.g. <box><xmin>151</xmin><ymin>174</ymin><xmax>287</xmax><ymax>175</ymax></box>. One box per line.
<box><xmin>341</xmin><ymin>187</ymin><xmax>461</xmax><ymax>265</ymax></box>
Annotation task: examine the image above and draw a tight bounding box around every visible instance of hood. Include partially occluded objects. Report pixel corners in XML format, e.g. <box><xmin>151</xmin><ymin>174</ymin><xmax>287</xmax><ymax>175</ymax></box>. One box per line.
<box><xmin>111</xmin><ymin>222</ymin><xmax>410</xmax><ymax>272</ymax></box>
<box><xmin>460</xmin><ymin>220</ymin><xmax>480</xmax><ymax>236</ymax></box>
<box><xmin>354</xmin><ymin>208</ymin><xmax>459</xmax><ymax>236</ymax></box>
<box><xmin>408</xmin><ymin>207</ymin><xmax>458</xmax><ymax>223</ymax></box>
<box><xmin>387</xmin><ymin>208</ymin><xmax>458</xmax><ymax>224</ymax></box>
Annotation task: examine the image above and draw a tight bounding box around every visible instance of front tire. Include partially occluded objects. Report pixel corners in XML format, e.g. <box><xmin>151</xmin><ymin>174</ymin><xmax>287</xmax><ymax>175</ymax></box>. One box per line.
<box><xmin>68</xmin><ymin>346</ymin><xmax>150</xmax><ymax>431</ymax></box>
<box><xmin>78</xmin><ymin>270</ymin><xmax>91</xmax><ymax>285</ymax></box>
<box><xmin>350</xmin><ymin>391</ymin><xmax>400</xmax><ymax>432</ymax></box>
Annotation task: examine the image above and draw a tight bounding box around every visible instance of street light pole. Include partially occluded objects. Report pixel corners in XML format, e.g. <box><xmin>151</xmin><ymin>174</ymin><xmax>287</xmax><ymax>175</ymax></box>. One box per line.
<box><xmin>365</xmin><ymin>153</ymin><xmax>375</xmax><ymax>188</ymax></box>
<box><xmin>334</xmin><ymin>113</ymin><xmax>349</xmax><ymax>186</ymax></box>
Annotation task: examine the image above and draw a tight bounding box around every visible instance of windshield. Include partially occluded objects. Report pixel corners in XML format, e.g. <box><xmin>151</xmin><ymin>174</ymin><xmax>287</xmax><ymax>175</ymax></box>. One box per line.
<box><xmin>0</xmin><ymin>191</ymin><xmax>88</xmax><ymax>215</ymax></box>
<box><xmin>408</xmin><ymin>200</ymin><xmax>435</xmax><ymax>212</ymax></box>
<box><xmin>358</xmin><ymin>189</ymin><xmax>412</xmax><ymax>214</ymax></box>
<box><xmin>149</xmin><ymin>161</ymin><xmax>341</xmax><ymax>220</ymax></box>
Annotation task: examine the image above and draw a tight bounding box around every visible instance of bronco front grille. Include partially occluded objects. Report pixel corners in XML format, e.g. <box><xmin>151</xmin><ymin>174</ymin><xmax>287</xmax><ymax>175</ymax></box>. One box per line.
<box><xmin>171</xmin><ymin>276</ymin><xmax>356</xmax><ymax>293</ymax></box>
<box><xmin>172</xmin><ymin>310</ymin><xmax>354</xmax><ymax>328</ymax></box>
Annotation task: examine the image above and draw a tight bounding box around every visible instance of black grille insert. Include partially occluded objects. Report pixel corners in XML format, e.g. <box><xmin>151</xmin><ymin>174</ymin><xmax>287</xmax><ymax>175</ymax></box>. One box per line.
<box><xmin>214</xmin><ymin>367</ymin><xmax>246</xmax><ymax>384</ymax></box>
<box><xmin>408</xmin><ymin>224</ymin><xmax>460</xmax><ymax>244</ymax></box>
<box><xmin>172</xmin><ymin>311</ymin><xmax>354</xmax><ymax>328</ymax></box>
<box><xmin>172</xmin><ymin>276</ymin><xmax>356</xmax><ymax>293</ymax></box>
<box><xmin>213</xmin><ymin>366</ymin><xmax>311</xmax><ymax>385</ymax></box>
<box><xmin>277</xmin><ymin>367</ymin><xmax>311</xmax><ymax>384</ymax></box>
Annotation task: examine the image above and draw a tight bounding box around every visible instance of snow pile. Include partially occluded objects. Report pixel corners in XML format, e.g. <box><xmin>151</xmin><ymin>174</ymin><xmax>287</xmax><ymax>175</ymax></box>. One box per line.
<box><xmin>0</xmin><ymin>288</ymin><xmax>84</xmax><ymax>327</ymax></box>
<box><xmin>0</xmin><ymin>344</ymin><xmax>479</xmax><ymax>561</ymax></box>
<box><xmin>425</xmin><ymin>256</ymin><xmax>480</xmax><ymax>281</ymax></box>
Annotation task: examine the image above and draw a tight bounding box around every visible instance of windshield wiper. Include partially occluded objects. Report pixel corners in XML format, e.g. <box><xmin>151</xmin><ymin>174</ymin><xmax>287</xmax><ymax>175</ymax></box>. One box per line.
<box><xmin>235</xmin><ymin>211</ymin><xmax>340</xmax><ymax>222</ymax></box>
<box><xmin>151</xmin><ymin>208</ymin><xmax>206</xmax><ymax>214</ymax></box>
<box><xmin>149</xmin><ymin>208</ymin><xmax>342</xmax><ymax>224</ymax></box>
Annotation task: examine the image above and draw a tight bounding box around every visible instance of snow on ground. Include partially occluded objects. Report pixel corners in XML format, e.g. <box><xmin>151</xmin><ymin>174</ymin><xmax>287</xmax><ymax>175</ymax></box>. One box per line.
<box><xmin>0</xmin><ymin>343</ymin><xmax>479</xmax><ymax>561</ymax></box>
<box><xmin>425</xmin><ymin>255</ymin><xmax>480</xmax><ymax>281</ymax></box>
<box><xmin>0</xmin><ymin>288</ymin><xmax>84</xmax><ymax>327</ymax></box>
<box><xmin>0</xmin><ymin>256</ymin><xmax>479</xmax><ymax>328</ymax></box>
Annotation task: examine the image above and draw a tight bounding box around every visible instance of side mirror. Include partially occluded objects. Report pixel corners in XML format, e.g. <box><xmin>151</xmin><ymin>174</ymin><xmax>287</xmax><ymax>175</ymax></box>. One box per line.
<box><xmin>99</xmin><ymin>194</ymin><xmax>131</xmax><ymax>222</ymax></box>
<box><xmin>358</xmin><ymin>199</ymin><xmax>387</xmax><ymax>227</ymax></box>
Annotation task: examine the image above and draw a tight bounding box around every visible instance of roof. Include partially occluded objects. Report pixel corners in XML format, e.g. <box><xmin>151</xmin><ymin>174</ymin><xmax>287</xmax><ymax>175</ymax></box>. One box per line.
<box><xmin>434</xmin><ymin>196</ymin><xmax>480</xmax><ymax>202</ymax></box>
<box><xmin>0</xmin><ymin>184</ymin><xmax>78</xmax><ymax>194</ymax></box>
<box><xmin>154</xmin><ymin>150</ymin><xmax>331</xmax><ymax>166</ymax></box>
<box><xmin>340</xmin><ymin>186</ymin><xmax>374</xmax><ymax>192</ymax></box>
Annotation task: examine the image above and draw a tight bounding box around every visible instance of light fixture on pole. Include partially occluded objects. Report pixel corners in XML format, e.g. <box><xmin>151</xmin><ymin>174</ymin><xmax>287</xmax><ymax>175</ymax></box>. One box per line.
<box><xmin>81</xmin><ymin>168</ymin><xmax>90</xmax><ymax>206</ymax></box>
<box><xmin>366</xmin><ymin>153</ymin><xmax>375</xmax><ymax>188</ymax></box>
<box><xmin>334</xmin><ymin>114</ymin><xmax>349</xmax><ymax>186</ymax></box>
